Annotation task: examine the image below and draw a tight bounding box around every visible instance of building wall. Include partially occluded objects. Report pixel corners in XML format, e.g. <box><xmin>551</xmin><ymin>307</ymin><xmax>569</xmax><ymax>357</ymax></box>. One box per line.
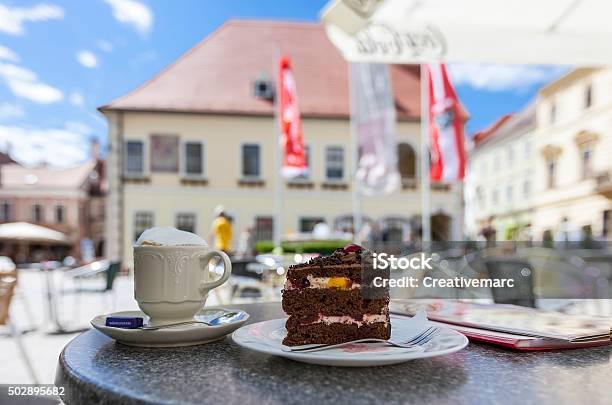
<box><xmin>465</xmin><ymin>128</ymin><xmax>535</xmax><ymax>239</ymax></box>
<box><xmin>532</xmin><ymin>68</ymin><xmax>612</xmax><ymax>239</ymax></box>
<box><xmin>105</xmin><ymin>111</ymin><xmax>463</xmax><ymax>265</ymax></box>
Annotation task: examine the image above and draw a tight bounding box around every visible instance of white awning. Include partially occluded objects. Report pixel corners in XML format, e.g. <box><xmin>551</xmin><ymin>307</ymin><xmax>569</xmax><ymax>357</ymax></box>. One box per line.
<box><xmin>0</xmin><ymin>222</ymin><xmax>69</xmax><ymax>244</ymax></box>
<box><xmin>321</xmin><ymin>0</ymin><xmax>612</xmax><ymax>65</ymax></box>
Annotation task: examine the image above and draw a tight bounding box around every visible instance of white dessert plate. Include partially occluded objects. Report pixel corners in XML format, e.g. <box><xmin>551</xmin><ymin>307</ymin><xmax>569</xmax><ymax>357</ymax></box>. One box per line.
<box><xmin>232</xmin><ymin>316</ymin><xmax>468</xmax><ymax>367</ymax></box>
<box><xmin>91</xmin><ymin>307</ymin><xmax>249</xmax><ymax>347</ymax></box>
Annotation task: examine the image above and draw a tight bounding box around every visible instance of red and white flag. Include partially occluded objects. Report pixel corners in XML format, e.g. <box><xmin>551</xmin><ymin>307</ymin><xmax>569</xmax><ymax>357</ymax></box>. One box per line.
<box><xmin>426</xmin><ymin>64</ymin><xmax>468</xmax><ymax>182</ymax></box>
<box><xmin>278</xmin><ymin>56</ymin><xmax>308</xmax><ymax>178</ymax></box>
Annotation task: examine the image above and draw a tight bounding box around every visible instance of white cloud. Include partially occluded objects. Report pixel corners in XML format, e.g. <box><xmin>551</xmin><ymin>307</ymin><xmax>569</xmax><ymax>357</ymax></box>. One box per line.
<box><xmin>0</xmin><ymin>45</ymin><xmax>19</xmax><ymax>62</ymax></box>
<box><xmin>0</xmin><ymin>3</ymin><xmax>64</xmax><ymax>36</ymax></box>
<box><xmin>77</xmin><ymin>50</ymin><xmax>98</xmax><ymax>68</ymax></box>
<box><xmin>0</xmin><ymin>62</ymin><xmax>63</xmax><ymax>104</ymax></box>
<box><xmin>96</xmin><ymin>39</ymin><xmax>114</xmax><ymax>52</ymax></box>
<box><xmin>0</xmin><ymin>103</ymin><xmax>24</xmax><ymax>120</ymax></box>
<box><xmin>69</xmin><ymin>91</ymin><xmax>85</xmax><ymax>106</ymax></box>
<box><xmin>104</xmin><ymin>0</ymin><xmax>153</xmax><ymax>34</ymax></box>
<box><xmin>64</xmin><ymin>121</ymin><xmax>92</xmax><ymax>135</ymax></box>
<box><xmin>447</xmin><ymin>64</ymin><xmax>568</xmax><ymax>92</ymax></box>
<box><xmin>0</xmin><ymin>124</ymin><xmax>89</xmax><ymax>167</ymax></box>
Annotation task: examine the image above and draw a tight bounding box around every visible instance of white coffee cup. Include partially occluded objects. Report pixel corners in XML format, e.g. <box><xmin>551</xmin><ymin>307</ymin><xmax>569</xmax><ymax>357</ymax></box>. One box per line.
<box><xmin>133</xmin><ymin>245</ymin><xmax>231</xmax><ymax>326</ymax></box>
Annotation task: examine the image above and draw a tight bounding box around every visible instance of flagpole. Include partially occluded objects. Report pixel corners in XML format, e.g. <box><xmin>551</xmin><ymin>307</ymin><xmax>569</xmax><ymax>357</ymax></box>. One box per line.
<box><xmin>420</xmin><ymin>64</ymin><xmax>432</xmax><ymax>243</ymax></box>
<box><xmin>348</xmin><ymin>63</ymin><xmax>362</xmax><ymax>244</ymax></box>
<box><xmin>273</xmin><ymin>46</ymin><xmax>283</xmax><ymax>250</ymax></box>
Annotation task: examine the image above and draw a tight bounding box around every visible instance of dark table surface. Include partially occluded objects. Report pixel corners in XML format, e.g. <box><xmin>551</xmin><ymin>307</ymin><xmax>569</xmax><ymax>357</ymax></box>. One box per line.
<box><xmin>55</xmin><ymin>302</ymin><xmax>611</xmax><ymax>405</ymax></box>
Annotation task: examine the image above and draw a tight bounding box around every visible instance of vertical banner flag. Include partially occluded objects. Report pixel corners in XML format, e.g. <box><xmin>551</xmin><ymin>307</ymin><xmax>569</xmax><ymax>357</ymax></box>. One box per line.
<box><xmin>351</xmin><ymin>63</ymin><xmax>400</xmax><ymax>195</ymax></box>
<box><xmin>278</xmin><ymin>56</ymin><xmax>308</xmax><ymax>178</ymax></box>
<box><xmin>426</xmin><ymin>64</ymin><xmax>468</xmax><ymax>182</ymax></box>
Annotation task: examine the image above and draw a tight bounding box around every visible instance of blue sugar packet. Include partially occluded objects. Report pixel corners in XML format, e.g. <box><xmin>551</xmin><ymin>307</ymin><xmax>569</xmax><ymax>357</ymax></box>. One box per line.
<box><xmin>105</xmin><ymin>316</ymin><xmax>144</xmax><ymax>329</ymax></box>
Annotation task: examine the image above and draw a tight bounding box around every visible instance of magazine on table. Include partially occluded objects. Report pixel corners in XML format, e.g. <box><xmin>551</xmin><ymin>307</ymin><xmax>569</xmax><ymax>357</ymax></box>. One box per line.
<box><xmin>390</xmin><ymin>299</ymin><xmax>611</xmax><ymax>350</ymax></box>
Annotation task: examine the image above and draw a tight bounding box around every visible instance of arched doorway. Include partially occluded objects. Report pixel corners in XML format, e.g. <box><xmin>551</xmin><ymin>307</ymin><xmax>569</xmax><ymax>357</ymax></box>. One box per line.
<box><xmin>397</xmin><ymin>143</ymin><xmax>417</xmax><ymax>185</ymax></box>
<box><xmin>431</xmin><ymin>212</ymin><xmax>452</xmax><ymax>241</ymax></box>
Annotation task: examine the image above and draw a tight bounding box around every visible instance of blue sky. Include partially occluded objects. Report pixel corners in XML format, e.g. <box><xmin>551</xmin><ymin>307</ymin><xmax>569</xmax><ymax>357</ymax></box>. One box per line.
<box><xmin>0</xmin><ymin>0</ymin><xmax>567</xmax><ymax>167</ymax></box>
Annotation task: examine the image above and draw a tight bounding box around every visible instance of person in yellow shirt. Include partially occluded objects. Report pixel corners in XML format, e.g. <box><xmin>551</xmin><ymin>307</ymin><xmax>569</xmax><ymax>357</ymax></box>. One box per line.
<box><xmin>211</xmin><ymin>205</ymin><xmax>232</xmax><ymax>253</ymax></box>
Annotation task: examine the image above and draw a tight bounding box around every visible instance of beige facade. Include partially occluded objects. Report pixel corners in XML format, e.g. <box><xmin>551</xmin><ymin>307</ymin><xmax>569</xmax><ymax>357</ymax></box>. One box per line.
<box><xmin>532</xmin><ymin>68</ymin><xmax>612</xmax><ymax>240</ymax></box>
<box><xmin>465</xmin><ymin>105</ymin><xmax>536</xmax><ymax>239</ymax></box>
<box><xmin>104</xmin><ymin>111</ymin><xmax>463</xmax><ymax>265</ymax></box>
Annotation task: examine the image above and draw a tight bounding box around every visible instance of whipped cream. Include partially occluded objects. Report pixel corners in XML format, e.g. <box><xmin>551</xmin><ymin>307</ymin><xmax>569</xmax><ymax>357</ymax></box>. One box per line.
<box><xmin>308</xmin><ymin>314</ymin><xmax>388</xmax><ymax>327</ymax></box>
<box><xmin>135</xmin><ymin>227</ymin><xmax>207</xmax><ymax>247</ymax></box>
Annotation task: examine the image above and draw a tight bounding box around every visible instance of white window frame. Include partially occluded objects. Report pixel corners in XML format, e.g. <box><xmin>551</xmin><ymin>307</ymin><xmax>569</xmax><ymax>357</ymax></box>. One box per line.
<box><xmin>324</xmin><ymin>145</ymin><xmax>345</xmax><ymax>182</ymax></box>
<box><xmin>133</xmin><ymin>211</ymin><xmax>155</xmax><ymax>242</ymax></box>
<box><xmin>180</xmin><ymin>139</ymin><xmax>207</xmax><ymax>179</ymax></box>
<box><xmin>240</xmin><ymin>142</ymin><xmax>262</xmax><ymax>180</ymax></box>
<box><xmin>124</xmin><ymin>139</ymin><xmax>149</xmax><ymax>178</ymax></box>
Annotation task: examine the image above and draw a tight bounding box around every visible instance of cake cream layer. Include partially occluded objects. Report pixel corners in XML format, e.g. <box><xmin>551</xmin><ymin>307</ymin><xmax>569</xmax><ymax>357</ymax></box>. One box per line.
<box><xmin>286</xmin><ymin>313</ymin><xmax>389</xmax><ymax>330</ymax></box>
<box><xmin>284</xmin><ymin>275</ymin><xmax>361</xmax><ymax>290</ymax></box>
<box><xmin>282</xmin><ymin>321</ymin><xmax>391</xmax><ymax>346</ymax></box>
<box><xmin>282</xmin><ymin>288</ymin><xmax>389</xmax><ymax>318</ymax></box>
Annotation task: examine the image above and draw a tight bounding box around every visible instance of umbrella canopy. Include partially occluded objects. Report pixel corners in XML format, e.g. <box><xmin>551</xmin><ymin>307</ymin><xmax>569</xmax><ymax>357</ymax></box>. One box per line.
<box><xmin>0</xmin><ymin>222</ymin><xmax>69</xmax><ymax>244</ymax></box>
<box><xmin>321</xmin><ymin>0</ymin><xmax>612</xmax><ymax>65</ymax></box>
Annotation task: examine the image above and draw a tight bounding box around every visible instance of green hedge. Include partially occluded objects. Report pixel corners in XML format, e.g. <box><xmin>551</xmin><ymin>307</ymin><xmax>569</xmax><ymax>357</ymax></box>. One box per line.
<box><xmin>255</xmin><ymin>240</ymin><xmax>349</xmax><ymax>255</ymax></box>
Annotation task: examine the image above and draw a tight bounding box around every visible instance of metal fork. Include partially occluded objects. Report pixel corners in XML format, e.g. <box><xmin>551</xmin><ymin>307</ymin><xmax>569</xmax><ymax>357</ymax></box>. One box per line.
<box><xmin>284</xmin><ymin>326</ymin><xmax>440</xmax><ymax>353</ymax></box>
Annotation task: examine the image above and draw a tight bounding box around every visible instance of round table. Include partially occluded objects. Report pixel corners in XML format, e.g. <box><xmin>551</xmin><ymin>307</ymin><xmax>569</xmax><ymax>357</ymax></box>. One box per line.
<box><xmin>56</xmin><ymin>302</ymin><xmax>611</xmax><ymax>405</ymax></box>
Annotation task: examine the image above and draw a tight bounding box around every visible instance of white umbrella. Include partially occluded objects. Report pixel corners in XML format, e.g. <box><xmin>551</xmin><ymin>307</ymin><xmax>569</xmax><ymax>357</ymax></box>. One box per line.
<box><xmin>322</xmin><ymin>0</ymin><xmax>612</xmax><ymax>65</ymax></box>
<box><xmin>0</xmin><ymin>222</ymin><xmax>69</xmax><ymax>244</ymax></box>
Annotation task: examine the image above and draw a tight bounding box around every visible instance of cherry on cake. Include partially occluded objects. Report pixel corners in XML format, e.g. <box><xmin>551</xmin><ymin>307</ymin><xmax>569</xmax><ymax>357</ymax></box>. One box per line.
<box><xmin>282</xmin><ymin>244</ymin><xmax>390</xmax><ymax>346</ymax></box>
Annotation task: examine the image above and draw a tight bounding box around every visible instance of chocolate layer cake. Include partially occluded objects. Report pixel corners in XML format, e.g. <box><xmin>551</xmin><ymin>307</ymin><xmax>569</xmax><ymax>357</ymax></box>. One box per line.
<box><xmin>282</xmin><ymin>244</ymin><xmax>390</xmax><ymax>346</ymax></box>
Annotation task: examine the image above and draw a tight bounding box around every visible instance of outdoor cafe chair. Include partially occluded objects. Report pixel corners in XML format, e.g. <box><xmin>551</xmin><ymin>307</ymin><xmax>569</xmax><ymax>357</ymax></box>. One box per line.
<box><xmin>0</xmin><ymin>270</ymin><xmax>39</xmax><ymax>383</ymax></box>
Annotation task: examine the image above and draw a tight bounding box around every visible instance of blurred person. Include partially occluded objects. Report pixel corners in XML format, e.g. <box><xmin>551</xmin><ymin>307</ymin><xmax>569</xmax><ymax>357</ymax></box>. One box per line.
<box><xmin>237</xmin><ymin>226</ymin><xmax>255</xmax><ymax>257</ymax></box>
<box><xmin>479</xmin><ymin>216</ymin><xmax>497</xmax><ymax>247</ymax></box>
<box><xmin>210</xmin><ymin>205</ymin><xmax>233</xmax><ymax>253</ymax></box>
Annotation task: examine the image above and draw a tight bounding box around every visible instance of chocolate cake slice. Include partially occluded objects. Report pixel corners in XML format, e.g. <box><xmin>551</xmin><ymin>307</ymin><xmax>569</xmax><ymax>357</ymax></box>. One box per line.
<box><xmin>282</xmin><ymin>244</ymin><xmax>390</xmax><ymax>346</ymax></box>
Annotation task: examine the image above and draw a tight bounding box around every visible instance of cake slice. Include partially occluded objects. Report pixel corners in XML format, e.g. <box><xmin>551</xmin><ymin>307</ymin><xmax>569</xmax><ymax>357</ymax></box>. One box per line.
<box><xmin>282</xmin><ymin>244</ymin><xmax>390</xmax><ymax>346</ymax></box>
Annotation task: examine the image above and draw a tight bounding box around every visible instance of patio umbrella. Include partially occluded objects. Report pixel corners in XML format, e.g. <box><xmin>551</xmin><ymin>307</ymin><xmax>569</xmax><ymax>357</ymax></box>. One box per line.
<box><xmin>321</xmin><ymin>0</ymin><xmax>612</xmax><ymax>65</ymax></box>
<box><xmin>321</xmin><ymin>0</ymin><xmax>612</xmax><ymax>241</ymax></box>
<box><xmin>0</xmin><ymin>222</ymin><xmax>69</xmax><ymax>244</ymax></box>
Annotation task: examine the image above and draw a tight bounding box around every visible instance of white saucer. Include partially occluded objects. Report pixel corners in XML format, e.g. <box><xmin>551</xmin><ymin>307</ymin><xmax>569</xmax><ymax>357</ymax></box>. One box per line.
<box><xmin>232</xmin><ymin>316</ymin><xmax>468</xmax><ymax>367</ymax></box>
<box><xmin>91</xmin><ymin>308</ymin><xmax>249</xmax><ymax>347</ymax></box>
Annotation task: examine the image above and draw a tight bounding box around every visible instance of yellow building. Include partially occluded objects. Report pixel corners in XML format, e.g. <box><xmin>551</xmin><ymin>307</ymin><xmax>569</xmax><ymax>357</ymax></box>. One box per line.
<box><xmin>533</xmin><ymin>68</ymin><xmax>612</xmax><ymax>240</ymax></box>
<box><xmin>100</xmin><ymin>20</ymin><xmax>462</xmax><ymax>264</ymax></box>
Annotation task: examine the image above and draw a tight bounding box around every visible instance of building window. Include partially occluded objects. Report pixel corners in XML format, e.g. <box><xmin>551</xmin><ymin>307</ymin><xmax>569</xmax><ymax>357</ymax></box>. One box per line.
<box><xmin>125</xmin><ymin>141</ymin><xmax>144</xmax><ymax>175</ymax></box>
<box><xmin>397</xmin><ymin>143</ymin><xmax>416</xmax><ymax>180</ymax></box>
<box><xmin>492</xmin><ymin>189</ymin><xmax>499</xmax><ymax>206</ymax></box>
<box><xmin>585</xmin><ymin>84</ymin><xmax>592</xmax><ymax>108</ymax></box>
<box><xmin>506</xmin><ymin>185</ymin><xmax>513</xmax><ymax>202</ymax></box>
<box><xmin>524</xmin><ymin>141</ymin><xmax>532</xmax><ymax>158</ymax></box>
<box><xmin>184</xmin><ymin>142</ymin><xmax>204</xmax><ymax>176</ymax></box>
<box><xmin>476</xmin><ymin>186</ymin><xmax>485</xmax><ymax>209</ymax></box>
<box><xmin>299</xmin><ymin>217</ymin><xmax>325</xmax><ymax>233</ymax></box>
<box><xmin>547</xmin><ymin>159</ymin><xmax>557</xmax><ymax>189</ymax></box>
<box><xmin>32</xmin><ymin>204</ymin><xmax>43</xmax><ymax>223</ymax></box>
<box><xmin>254</xmin><ymin>216</ymin><xmax>273</xmax><ymax>241</ymax></box>
<box><xmin>580</xmin><ymin>146</ymin><xmax>593</xmax><ymax>179</ymax></box>
<box><xmin>325</xmin><ymin>146</ymin><xmax>344</xmax><ymax>180</ymax></box>
<box><xmin>550</xmin><ymin>102</ymin><xmax>557</xmax><ymax>125</ymax></box>
<box><xmin>523</xmin><ymin>179</ymin><xmax>531</xmax><ymax>197</ymax></box>
<box><xmin>176</xmin><ymin>213</ymin><xmax>196</xmax><ymax>233</ymax></box>
<box><xmin>242</xmin><ymin>144</ymin><xmax>261</xmax><ymax>178</ymax></box>
<box><xmin>0</xmin><ymin>201</ymin><xmax>11</xmax><ymax>222</ymax></box>
<box><xmin>133</xmin><ymin>211</ymin><xmax>154</xmax><ymax>242</ymax></box>
<box><xmin>55</xmin><ymin>205</ymin><xmax>65</xmax><ymax>223</ymax></box>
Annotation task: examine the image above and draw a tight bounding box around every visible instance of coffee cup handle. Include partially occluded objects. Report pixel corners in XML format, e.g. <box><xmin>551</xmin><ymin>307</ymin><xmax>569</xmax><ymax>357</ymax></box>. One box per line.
<box><xmin>198</xmin><ymin>250</ymin><xmax>232</xmax><ymax>295</ymax></box>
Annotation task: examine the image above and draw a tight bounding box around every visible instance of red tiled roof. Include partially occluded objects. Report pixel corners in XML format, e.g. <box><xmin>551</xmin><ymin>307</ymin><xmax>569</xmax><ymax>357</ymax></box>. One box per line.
<box><xmin>472</xmin><ymin>114</ymin><xmax>513</xmax><ymax>146</ymax></box>
<box><xmin>100</xmin><ymin>20</ymin><xmax>420</xmax><ymax>120</ymax></box>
